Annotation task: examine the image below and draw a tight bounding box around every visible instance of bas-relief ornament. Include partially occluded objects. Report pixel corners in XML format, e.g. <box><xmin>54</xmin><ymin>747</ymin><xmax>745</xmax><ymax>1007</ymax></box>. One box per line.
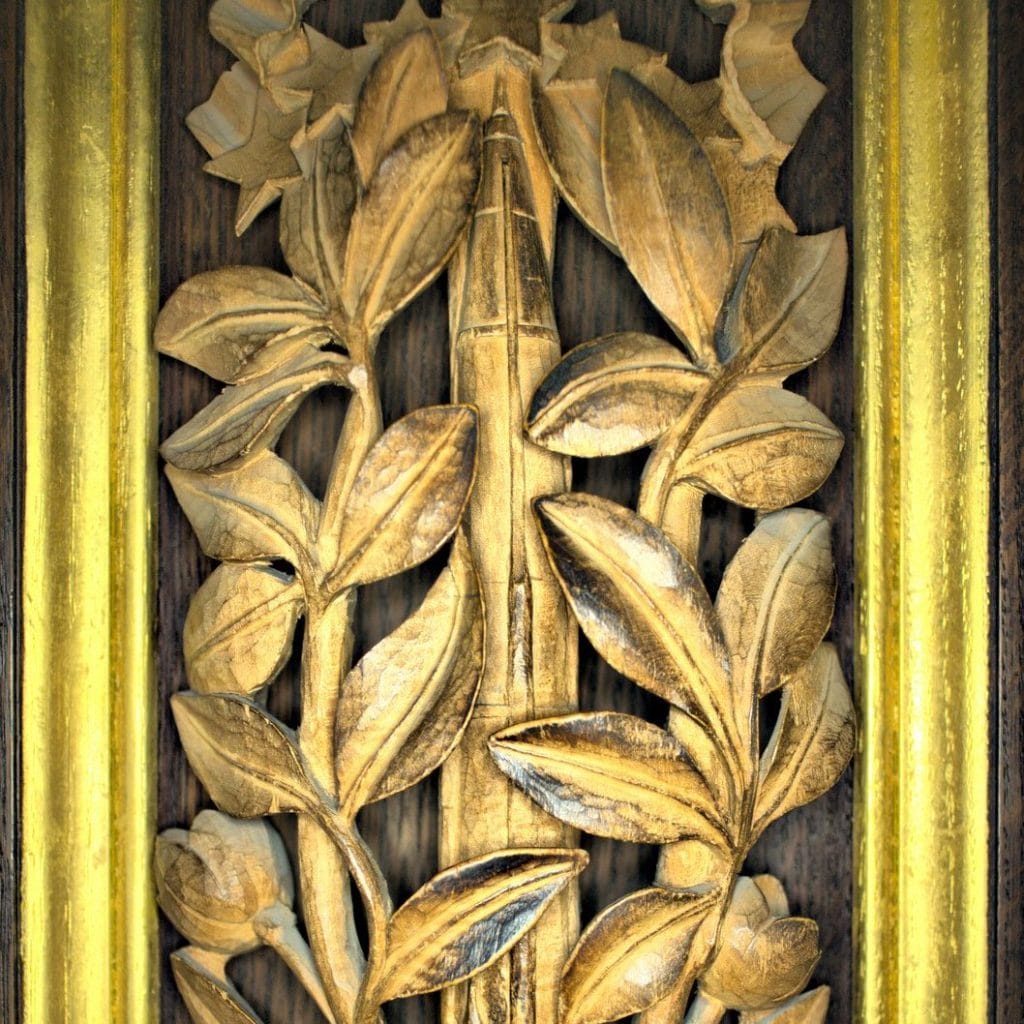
<box><xmin>155</xmin><ymin>1</ymin><xmax>853</xmax><ymax>1023</ymax></box>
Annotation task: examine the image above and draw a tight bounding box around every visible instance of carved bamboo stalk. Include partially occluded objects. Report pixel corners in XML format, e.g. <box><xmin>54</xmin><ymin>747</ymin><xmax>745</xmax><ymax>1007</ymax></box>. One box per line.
<box><xmin>440</xmin><ymin>50</ymin><xmax>578</xmax><ymax>1024</ymax></box>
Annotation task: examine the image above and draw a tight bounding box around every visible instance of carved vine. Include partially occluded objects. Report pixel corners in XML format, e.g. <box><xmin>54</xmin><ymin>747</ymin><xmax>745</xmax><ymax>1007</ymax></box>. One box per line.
<box><xmin>156</xmin><ymin>3</ymin><xmax>854</xmax><ymax>1024</ymax></box>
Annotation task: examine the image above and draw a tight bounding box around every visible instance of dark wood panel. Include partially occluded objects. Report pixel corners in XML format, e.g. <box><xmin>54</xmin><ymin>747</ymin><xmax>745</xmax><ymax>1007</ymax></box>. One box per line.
<box><xmin>0</xmin><ymin>1</ymin><xmax>23</xmax><ymax>1018</ymax></box>
<box><xmin>994</xmin><ymin>1</ymin><xmax>1023</xmax><ymax>1021</ymax></box>
<box><xmin>158</xmin><ymin>2</ymin><xmax>853</xmax><ymax>1021</ymax></box>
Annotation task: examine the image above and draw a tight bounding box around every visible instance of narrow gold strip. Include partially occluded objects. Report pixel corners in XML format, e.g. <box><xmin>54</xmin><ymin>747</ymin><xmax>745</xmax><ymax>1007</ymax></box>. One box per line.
<box><xmin>854</xmin><ymin>1</ymin><xmax>990</xmax><ymax>1022</ymax></box>
<box><xmin>23</xmin><ymin>1</ymin><xmax>159</xmax><ymax>1021</ymax></box>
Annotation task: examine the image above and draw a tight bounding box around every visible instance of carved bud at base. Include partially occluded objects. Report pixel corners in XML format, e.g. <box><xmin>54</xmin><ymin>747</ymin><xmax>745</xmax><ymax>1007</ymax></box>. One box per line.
<box><xmin>699</xmin><ymin>876</ymin><xmax>820</xmax><ymax>1013</ymax></box>
<box><xmin>155</xmin><ymin>810</ymin><xmax>295</xmax><ymax>956</ymax></box>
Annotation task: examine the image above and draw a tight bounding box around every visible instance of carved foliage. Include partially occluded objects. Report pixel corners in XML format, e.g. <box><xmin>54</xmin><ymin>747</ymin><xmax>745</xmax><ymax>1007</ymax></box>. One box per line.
<box><xmin>492</xmin><ymin>499</ymin><xmax>854</xmax><ymax>1023</ymax></box>
<box><xmin>157</xmin><ymin>2</ymin><xmax>852</xmax><ymax>1023</ymax></box>
<box><xmin>499</xmin><ymin>6</ymin><xmax>851</xmax><ymax>1019</ymax></box>
<box><xmin>158</xmin><ymin>10</ymin><xmax>586</xmax><ymax>1024</ymax></box>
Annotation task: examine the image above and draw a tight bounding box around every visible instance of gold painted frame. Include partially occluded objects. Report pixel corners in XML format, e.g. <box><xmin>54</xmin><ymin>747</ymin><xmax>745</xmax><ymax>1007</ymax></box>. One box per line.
<box><xmin>20</xmin><ymin>0</ymin><xmax>989</xmax><ymax>1021</ymax></box>
<box><xmin>23</xmin><ymin>1</ymin><xmax>160</xmax><ymax>1021</ymax></box>
<box><xmin>853</xmin><ymin>2</ymin><xmax>990</xmax><ymax>1022</ymax></box>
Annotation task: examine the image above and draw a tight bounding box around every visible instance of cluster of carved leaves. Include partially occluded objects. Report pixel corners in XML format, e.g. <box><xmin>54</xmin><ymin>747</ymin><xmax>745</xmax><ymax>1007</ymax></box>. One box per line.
<box><xmin>531</xmin><ymin>51</ymin><xmax>848</xmax><ymax>525</ymax></box>
<box><xmin>478</xmin><ymin>4</ymin><xmax>853</xmax><ymax>1022</ymax></box>
<box><xmin>492</xmin><ymin>499</ymin><xmax>854</xmax><ymax>1022</ymax></box>
<box><xmin>157</xmin><ymin>6</ymin><xmax>589</xmax><ymax>1023</ymax></box>
<box><xmin>157</xmin><ymin>0</ymin><xmax>854</xmax><ymax>1022</ymax></box>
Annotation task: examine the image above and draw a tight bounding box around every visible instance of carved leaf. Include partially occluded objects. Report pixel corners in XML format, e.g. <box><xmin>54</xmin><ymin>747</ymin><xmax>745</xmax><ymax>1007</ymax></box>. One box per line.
<box><xmin>534</xmin><ymin>494</ymin><xmax>736</xmax><ymax>757</ymax></box>
<box><xmin>740</xmin><ymin>985</ymin><xmax>830</xmax><ymax>1024</ymax></box>
<box><xmin>156</xmin><ymin>268</ymin><xmax>328</xmax><ymax>383</ymax></box>
<box><xmin>171</xmin><ymin>691</ymin><xmax>319</xmax><ymax>818</ymax></box>
<box><xmin>376</xmin><ymin>849</ymin><xmax>587</xmax><ymax>1001</ymax></box>
<box><xmin>667</xmin><ymin>707</ymin><xmax>734</xmax><ymax>810</ymax></box>
<box><xmin>602</xmin><ymin>71</ymin><xmax>733</xmax><ymax>361</ymax></box>
<box><xmin>350</xmin><ymin>30</ymin><xmax>448</xmax><ymax>185</ymax></box>
<box><xmin>171</xmin><ymin>950</ymin><xmax>264</xmax><ymax>1024</ymax></box>
<box><xmin>336</xmin><ymin>537</ymin><xmax>483</xmax><ymax>813</ymax></box>
<box><xmin>341</xmin><ymin>112</ymin><xmax>481</xmax><ymax>335</ymax></box>
<box><xmin>187</xmin><ymin>61</ymin><xmax>259</xmax><ymax>160</ymax></box>
<box><xmin>703</xmin><ymin>137</ymin><xmax>796</xmax><ymax>249</ymax></box>
<box><xmin>202</xmin><ymin>88</ymin><xmax>306</xmax><ymax>234</ymax></box>
<box><xmin>699</xmin><ymin>0</ymin><xmax>826</xmax><ymax>164</ymax></box>
<box><xmin>333</xmin><ymin>405</ymin><xmax>477</xmax><ymax>587</ymax></box>
<box><xmin>208</xmin><ymin>0</ymin><xmax>311</xmax><ymax>70</ymax></box>
<box><xmin>166</xmin><ymin>452</ymin><xmax>321</xmax><ymax>566</ymax></box>
<box><xmin>535</xmin><ymin>14</ymin><xmax>668</xmax><ymax>251</ymax></box>
<box><xmin>677</xmin><ymin>387</ymin><xmax>843</xmax><ymax>510</ymax></box>
<box><xmin>722</xmin><ymin>228</ymin><xmax>847</xmax><ymax>379</ymax></box>
<box><xmin>445</xmin><ymin>0</ymin><xmax>574</xmax><ymax>52</ymax></box>
<box><xmin>161</xmin><ymin>348</ymin><xmax>351</xmax><ymax>471</ymax></box>
<box><xmin>753</xmin><ymin>644</ymin><xmax>855</xmax><ymax>835</ymax></box>
<box><xmin>535</xmin><ymin>83</ymin><xmax>616</xmax><ymax>250</ymax></box>
<box><xmin>296</xmin><ymin>29</ymin><xmax>381</xmax><ymax>129</ymax></box>
<box><xmin>184</xmin><ymin>563</ymin><xmax>303</xmax><ymax>695</ymax></box>
<box><xmin>368</xmin><ymin>652</ymin><xmax>481</xmax><ymax>802</ymax></box>
<box><xmin>368</xmin><ymin>555</ymin><xmax>483</xmax><ymax>805</ymax></box>
<box><xmin>527</xmin><ymin>333</ymin><xmax>708</xmax><ymax>457</ymax></box>
<box><xmin>541</xmin><ymin>14</ymin><xmax>665</xmax><ymax>90</ymax></box>
<box><xmin>716</xmin><ymin>510</ymin><xmax>835</xmax><ymax>713</ymax></box>
<box><xmin>624</xmin><ymin>64</ymin><xmax>797</xmax><ymax>249</ymax></box>
<box><xmin>280</xmin><ymin>132</ymin><xmax>358</xmax><ymax>301</ymax></box>
<box><xmin>560</xmin><ymin>886</ymin><xmax>719</xmax><ymax>1024</ymax></box>
<box><xmin>489</xmin><ymin>712</ymin><xmax>728</xmax><ymax>847</ymax></box>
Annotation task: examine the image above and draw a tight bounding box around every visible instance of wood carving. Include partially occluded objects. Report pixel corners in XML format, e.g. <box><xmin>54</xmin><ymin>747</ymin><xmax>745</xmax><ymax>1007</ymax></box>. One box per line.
<box><xmin>156</xmin><ymin>2</ymin><xmax>853</xmax><ymax>1023</ymax></box>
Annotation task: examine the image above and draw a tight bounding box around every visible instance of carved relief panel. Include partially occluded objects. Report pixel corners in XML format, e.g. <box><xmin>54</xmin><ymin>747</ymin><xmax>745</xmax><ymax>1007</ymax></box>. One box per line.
<box><xmin>155</xmin><ymin>3</ymin><xmax>853</xmax><ymax>1023</ymax></box>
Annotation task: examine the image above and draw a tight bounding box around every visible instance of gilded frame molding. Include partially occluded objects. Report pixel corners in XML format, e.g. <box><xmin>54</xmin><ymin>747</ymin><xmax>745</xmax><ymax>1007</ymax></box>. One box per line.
<box><xmin>20</xmin><ymin>1</ymin><xmax>990</xmax><ymax>1021</ymax></box>
<box><xmin>853</xmin><ymin>2</ymin><xmax>990</xmax><ymax>1022</ymax></box>
<box><xmin>23</xmin><ymin>1</ymin><xmax>159</xmax><ymax>1021</ymax></box>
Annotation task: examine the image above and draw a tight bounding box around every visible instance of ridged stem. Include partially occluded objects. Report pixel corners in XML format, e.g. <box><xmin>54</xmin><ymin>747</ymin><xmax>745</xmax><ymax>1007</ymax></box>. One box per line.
<box><xmin>640</xmin><ymin>437</ymin><xmax>760</xmax><ymax>1024</ymax></box>
<box><xmin>297</xmin><ymin>362</ymin><xmax>385</xmax><ymax>1024</ymax></box>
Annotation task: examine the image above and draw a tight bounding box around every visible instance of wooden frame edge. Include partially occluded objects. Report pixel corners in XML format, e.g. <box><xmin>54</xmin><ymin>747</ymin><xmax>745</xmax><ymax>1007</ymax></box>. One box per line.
<box><xmin>853</xmin><ymin>1</ymin><xmax>991</xmax><ymax>1022</ymax></box>
<box><xmin>22</xmin><ymin>1</ymin><xmax>160</xmax><ymax>1021</ymax></box>
<box><xmin>2</xmin><ymin>1</ymin><xmax>25</xmax><ymax>1020</ymax></box>
<box><xmin>18</xmin><ymin>0</ymin><xmax>997</xmax><ymax>1020</ymax></box>
<box><xmin>993</xmin><ymin>2</ymin><xmax>1024</xmax><ymax>1020</ymax></box>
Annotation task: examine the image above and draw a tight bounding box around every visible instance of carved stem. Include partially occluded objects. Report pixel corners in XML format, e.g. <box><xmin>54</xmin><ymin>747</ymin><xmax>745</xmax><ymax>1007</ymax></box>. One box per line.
<box><xmin>299</xmin><ymin>372</ymin><xmax>385</xmax><ymax>1024</ymax></box>
<box><xmin>639</xmin><ymin>332</ymin><xmax>794</xmax><ymax>551</ymax></box>
<box><xmin>683</xmin><ymin>993</ymin><xmax>726</xmax><ymax>1024</ymax></box>
<box><xmin>320</xmin><ymin>358</ymin><xmax>383</xmax><ymax>558</ymax></box>
<box><xmin>642</xmin><ymin>369</ymin><xmax>767</xmax><ymax>1024</ymax></box>
<box><xmin>330</xmin><ymin>818</ymin><xmax>393</xmax><ymax>970</ymax></box>
<box><xmin>298</xmin><ymin>596</ymin><xmax>361</xmax><ymax>1024</ymax></box>
<box><xmin>256</xmin><ymin>905</ymin><xmax>339</xmax><ymax>1024</ymax></box>
<box><xmin>317</xmin><ymin>819</ymin><xmax>393</xmax><ymax>1024</ymax></box>
<box><xmin>298</xmin><ymin>813</ymin><xmax>393</xmax><ymax>1024</ymax></box>
<box><xmin>638</xmin><ymin>380</ymin><xmax>724</xmax><ymax>542</ymax></box>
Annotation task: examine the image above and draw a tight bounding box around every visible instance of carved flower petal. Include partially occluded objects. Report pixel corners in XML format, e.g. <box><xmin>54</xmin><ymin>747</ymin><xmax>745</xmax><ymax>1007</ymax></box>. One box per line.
<box><xmin>187</xmin><ymin>63</ymin><xmax>260</xmax><ymax>160</ymax></box>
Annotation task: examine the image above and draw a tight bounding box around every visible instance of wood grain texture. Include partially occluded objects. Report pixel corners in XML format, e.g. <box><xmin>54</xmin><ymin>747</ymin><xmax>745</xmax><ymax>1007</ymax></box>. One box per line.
<box><xmin>158</xmin><ymin>2</ymin><xmax>853</xmax><ymax>1021</ymax></box>
<box><xmin>1</xmin><ymin>2</ymin><xmax>23</xmax><ymax>1019</ymax></box>
<box><xmin>994</xmin><ymin>1</ymin><xmax>1023</xmax><ymax>1021</ymax></box>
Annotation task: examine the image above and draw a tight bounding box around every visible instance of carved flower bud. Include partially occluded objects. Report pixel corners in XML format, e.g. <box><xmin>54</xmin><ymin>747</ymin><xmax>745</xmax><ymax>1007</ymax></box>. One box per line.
<box><xmin>699</xmin><ymin>875</ymin><xmax>821</xmax><ymax>1012</ymax></box>
<box><xmin>155</xmin><ymin>810</ymin><xmax>295</xmax><ymax>956</ymax></box>
<box><xmin>209</xmin><ymin>0</ymin><xmax>312</xmax><ymax>65</ymax></box>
